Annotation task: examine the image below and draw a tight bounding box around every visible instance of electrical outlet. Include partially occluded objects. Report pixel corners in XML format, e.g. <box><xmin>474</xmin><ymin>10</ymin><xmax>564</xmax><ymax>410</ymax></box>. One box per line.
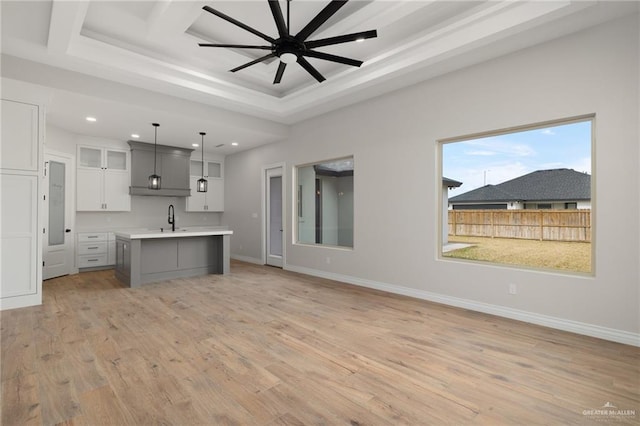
<box><xmin>509</xmin><ymin>283</ymin><xmax>517</xmax><ymax>295</ymax></box>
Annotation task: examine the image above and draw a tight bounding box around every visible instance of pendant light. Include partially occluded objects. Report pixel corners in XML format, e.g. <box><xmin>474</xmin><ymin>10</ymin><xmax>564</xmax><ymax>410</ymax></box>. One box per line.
<box><xmin>197</xmin><ymin>132</ymin><xmax>208</xmax><ymax>192</ymax></box>
<box><xmin>148</xmin><ymin>123</ymin><xmax>161</xmax><ymax>190</ymax></box>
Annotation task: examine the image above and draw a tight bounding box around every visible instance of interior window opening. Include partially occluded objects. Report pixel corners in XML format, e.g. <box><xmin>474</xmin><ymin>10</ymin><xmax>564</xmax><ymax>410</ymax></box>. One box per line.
<box><xmin>296</xmin><ymin>157</ymin><xmax>354</xmax><ymax>249</ymax></box>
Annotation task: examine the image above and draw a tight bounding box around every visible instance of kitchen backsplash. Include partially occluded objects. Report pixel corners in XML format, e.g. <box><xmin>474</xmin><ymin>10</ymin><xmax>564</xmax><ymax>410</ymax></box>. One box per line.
<box><xmin>76</xmin><ymin>195</ymin><xmax>223</xmax><ymax>231</ymax></box>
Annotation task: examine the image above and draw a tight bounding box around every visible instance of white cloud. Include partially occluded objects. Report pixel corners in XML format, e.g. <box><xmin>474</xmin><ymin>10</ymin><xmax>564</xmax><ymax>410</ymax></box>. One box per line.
<box><xmin>566</xmin><ymin>157</ymin><xmax>592</xmax><ymax>174</ymax></box>
<box><xmin>465</xmin><ymin>138</ymin><xmax>536</xmax><ymax>157</ymax></box>
<box><xmin>538</xmin><ymin>161</ymin><xmax>565</xmax><ymax>169</ymax></box>
<box><xmin>445</xmin><ymin>162</ymin><xmax>532</xmax><ymax>195</ymax></box>
<box><xmin>465</xmin><ymin>150</ymin><xmax>496</xmax><ymax>156</ymax></box>
<box><xmin>541</xmin><ymin>129</ymin><xmax>556</xmax><ymax>135</ymax></box>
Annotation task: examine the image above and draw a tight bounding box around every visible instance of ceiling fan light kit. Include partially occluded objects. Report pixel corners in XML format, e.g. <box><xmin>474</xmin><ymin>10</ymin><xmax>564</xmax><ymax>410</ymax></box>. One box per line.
<box><xmin>279</xmin><ymin>52</ymin><xmax>298</xmax><ymax>64</ymax></box>
<box><xmin>199</xmin><ymin>0</ymin><xmax>377</xmax><ymax>84</ymax></box>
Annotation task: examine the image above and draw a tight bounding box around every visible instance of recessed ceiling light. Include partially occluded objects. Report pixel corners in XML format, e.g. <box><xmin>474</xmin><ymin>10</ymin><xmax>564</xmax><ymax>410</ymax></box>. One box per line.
<box><xmin>231</xmin><ymin>142</ymin><xmax>239</xmax><ymax>146</ymax></box>
<box><xmin>131</xmin><ymin>134</ymin><xmax>140</xmax><ymax>139</ymax></box>
<box><xmin>192</xmin><ymin>143</ymin><xmax>199</xmax><ymax>147</ymax></box>
<box><xmin>86</xmin><ymin>116</ymin><xmax>97</xmax><ymax>122</ymax></box>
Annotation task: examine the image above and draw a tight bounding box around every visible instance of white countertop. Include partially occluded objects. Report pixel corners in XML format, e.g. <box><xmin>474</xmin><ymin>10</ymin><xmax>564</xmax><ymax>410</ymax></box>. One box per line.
<box><xmin>114</xmin><ymin>227</ymin><xmax>233</xmax><ymax>240</ymax></box>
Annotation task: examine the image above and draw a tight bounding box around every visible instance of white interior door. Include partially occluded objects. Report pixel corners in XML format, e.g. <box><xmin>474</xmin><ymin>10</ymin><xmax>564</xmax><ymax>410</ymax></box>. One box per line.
<box><xmin>43</xmin><ymin>151</ymin><xmax>74</xmax><ymax>280</ymax></box>
<box><xmin>266</xmin><ymin>166</ymin><xmax>283</xmax><ymax>267</ymax></box>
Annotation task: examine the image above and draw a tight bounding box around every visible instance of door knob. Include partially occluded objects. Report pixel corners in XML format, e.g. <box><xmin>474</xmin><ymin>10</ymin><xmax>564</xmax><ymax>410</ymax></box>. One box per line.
<box><xmin>65</xmin><ymin>229</ymin><xmax>71</xmax><ymax>233</ymax></box>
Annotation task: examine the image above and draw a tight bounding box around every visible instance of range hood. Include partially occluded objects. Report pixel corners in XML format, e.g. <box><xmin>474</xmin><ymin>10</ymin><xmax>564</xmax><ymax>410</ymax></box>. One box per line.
<box><xmin>128</xmin><ymin>141</ymin><xmax>193</xmax><ymax>197</ymax></box>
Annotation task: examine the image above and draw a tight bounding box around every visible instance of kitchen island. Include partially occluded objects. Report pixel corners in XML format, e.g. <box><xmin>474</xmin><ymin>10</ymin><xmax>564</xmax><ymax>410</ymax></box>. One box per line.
<box><xmin>113</xmin><ymin>228</ymin><xmax>232</xmax><ymax>287</ymax></box>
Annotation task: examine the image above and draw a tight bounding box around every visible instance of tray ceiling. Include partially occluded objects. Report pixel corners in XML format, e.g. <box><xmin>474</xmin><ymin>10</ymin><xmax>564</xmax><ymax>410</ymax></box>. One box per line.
<box><xmin>1</xmin><ymin>1</ymin><xmax>636</xmax><ymax>153</ymax></box>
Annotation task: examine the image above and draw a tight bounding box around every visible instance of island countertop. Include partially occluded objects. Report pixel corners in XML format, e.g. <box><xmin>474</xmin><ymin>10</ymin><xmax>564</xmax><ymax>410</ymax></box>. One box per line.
<box><xmin>114</xmin><ymin>227</ymin><xmax>232</xmax><ymax>287</ymax></box>
<box><xmin>114</xmin><ymin>227</ymin><xmax>233</xmax><ymax>240</ymax></box>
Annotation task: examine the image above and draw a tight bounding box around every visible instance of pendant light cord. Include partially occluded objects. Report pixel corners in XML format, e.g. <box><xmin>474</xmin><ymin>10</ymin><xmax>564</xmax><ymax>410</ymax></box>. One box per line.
<box><xmin>200</xmin><ymin>132</ymin><xmax>206</xmax><ymax>178</ymax></box>
<box><xmin>153</xmin><ymin>123</ymin><xmax>159</xmax><ymax>174</ymax></box>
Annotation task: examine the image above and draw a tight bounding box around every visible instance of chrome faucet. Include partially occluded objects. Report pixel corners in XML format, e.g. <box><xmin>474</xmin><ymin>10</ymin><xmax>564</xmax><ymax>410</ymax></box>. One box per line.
<box><xmin>168</xmin><ymin>204</ymin><xmax>175</xmax><ymax>232</ymax></box>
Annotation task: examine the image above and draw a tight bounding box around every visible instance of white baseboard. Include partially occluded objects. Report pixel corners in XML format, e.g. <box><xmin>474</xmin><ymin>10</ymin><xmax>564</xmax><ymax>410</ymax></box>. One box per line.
<box><xmin>231</xmin><ymin>254</ymin><xmax>263</xmax><ymax>265</ymax></box>
<box><xmin>285</xmin><ymin>264</ymin><xmax>640</xmax><ymax>347</ymax></box>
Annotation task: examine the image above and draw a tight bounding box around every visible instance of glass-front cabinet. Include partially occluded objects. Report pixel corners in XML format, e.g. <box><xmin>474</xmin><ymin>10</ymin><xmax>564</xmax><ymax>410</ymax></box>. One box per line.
<box><xmin>185</xmin><ymin>158</ymin><xmax>224</xmax><ymax>212</ymax></box>
<box><xmin>77</xmin><ymin>146</ymin><xmax>130</xmax><ymax>211</ymax></box>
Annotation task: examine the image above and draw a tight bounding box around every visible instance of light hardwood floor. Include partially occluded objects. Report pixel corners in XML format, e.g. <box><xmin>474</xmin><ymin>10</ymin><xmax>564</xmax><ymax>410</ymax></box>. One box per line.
<box><xmin>2</xmin><ymin>261</ymin><xmax>638</xmax><ymax>425</ymax></box>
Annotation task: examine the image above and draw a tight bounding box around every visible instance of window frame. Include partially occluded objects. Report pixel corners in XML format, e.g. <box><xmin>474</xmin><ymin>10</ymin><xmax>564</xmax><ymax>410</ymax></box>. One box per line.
<box><xmin>293</xmin><ymin>156</ymin><xmax>355</xmax><ymax>250</ymax></box>
<box><xmin>437</xmin><ymin>114</ymin><xmax>595</xmax><ymax>276</ymax></box>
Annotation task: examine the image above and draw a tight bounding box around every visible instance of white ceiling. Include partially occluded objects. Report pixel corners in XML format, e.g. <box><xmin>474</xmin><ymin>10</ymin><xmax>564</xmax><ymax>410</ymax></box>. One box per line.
<box><xmin>1</xmin><ymin>1</ymin><xmax>637</xmax><ymax>154</ymax></box>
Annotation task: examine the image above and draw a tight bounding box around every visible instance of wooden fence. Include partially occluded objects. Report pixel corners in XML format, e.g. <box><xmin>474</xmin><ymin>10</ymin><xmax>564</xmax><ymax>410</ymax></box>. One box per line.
<box><xmin>448</xmin><ymin>209</ymin><xmax>591</xmax><ymax>242</ymax></box>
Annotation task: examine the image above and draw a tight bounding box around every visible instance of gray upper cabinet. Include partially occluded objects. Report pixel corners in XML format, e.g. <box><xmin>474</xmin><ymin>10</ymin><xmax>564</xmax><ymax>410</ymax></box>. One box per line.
<box><xmin>128</xmin><ymin>141</ymin><xmax>193</xmax><ymax>196</ymax></box>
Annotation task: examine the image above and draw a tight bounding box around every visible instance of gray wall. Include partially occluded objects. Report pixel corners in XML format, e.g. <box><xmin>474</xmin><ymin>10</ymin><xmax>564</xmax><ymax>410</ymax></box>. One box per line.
<box><xmin>297</xmin><ymin>165</ymin><xmax>316</xmax><ymax>244</ymax></box>
<box><xmin>320</xmin><ymin>176</ymin><xmax>338</xmax><ymax>246</ymax></box>
<box><xmin>337</xmin><ymin>175</ymin><xmax>354</xmax><ymax>247</ymax></box>
<box><xmin>45</xmin><ymin>127</ymin><xmax>223</xmax><ymax>232</ymax></box>
<box><xmin>223</xmin><ymin>15</ymin><xmax>639</xmax><ymax>336</ymax></box>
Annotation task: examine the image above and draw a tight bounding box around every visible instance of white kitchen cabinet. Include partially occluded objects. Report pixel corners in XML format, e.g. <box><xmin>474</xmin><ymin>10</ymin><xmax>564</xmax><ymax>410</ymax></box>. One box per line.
<box><xmin>185</xmin><ymin>159</ymin><xmax>224</xmax><ymax>212</ymax></box>
<box><xmin>1</xmin><ymin>97</ymin><xmax>43</xmax><ymax>310</ymax></box>
<box><xmin>76</xmin><ymin>232</ymin><xmax>115</xmax><ymax>269</ymax></box>
<box><xmin>76</xmin><ymin>146</ymin><xmax>130</xmax><ymax>211</ymax></box>
<box><xmin>1</xmin><ymin>100</ymin><xmax>39</xmax><ymax>172</ymax></box>
<box><xmin>1</xmin><ymin>174</ymin><xmax>39</xmax><ymax>296</ymax></box>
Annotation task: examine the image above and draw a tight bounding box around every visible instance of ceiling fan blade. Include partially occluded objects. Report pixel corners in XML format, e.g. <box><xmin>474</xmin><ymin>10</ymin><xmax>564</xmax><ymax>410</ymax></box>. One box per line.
<box><xmin>295</xmin><ymin>0</ymin><xmax>348</xmax><ymax>41</ymax></box>
<box><xmin>268</xmin><ymin>0</ymin><xmax>288</xmax><ymax>37</ymax></box>
<box><xmin>301</xmin><ymin>50</ymin><xmax>362</xmax><ymax>67</ymax></box>
<box><xmin>203</xmin><ymin>6</ymin><xmax>276</xmax><ymax>44</ymax></box>
<box><xmin>305</xmin><ymin>29</ymin><xmax>377</xmax><ymax>49</ymax></box>
<box><xmin>198</xmin><ymin>44</ymin><xmax>273</xmax><ymax>50</ymax></box>
<box><xmin>230</xmin><ymin>53</ymin><xmax>277</xmax><ymax>72</ymax></box>
<box><xmin>297</xmin><ymin>57</ymin><xmax>326</xmax><ymax>83</ymax></box>
<box><xmin>273</xmin><ymin>62</ymin><xmax>287</xmax><ymax>84</ymax></box>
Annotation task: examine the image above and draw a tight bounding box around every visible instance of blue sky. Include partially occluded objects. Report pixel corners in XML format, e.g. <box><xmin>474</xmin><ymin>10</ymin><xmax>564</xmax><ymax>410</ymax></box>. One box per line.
<box><xmin>442</xmin><ymin>120</ymin><xmax>592</xmax><ymax>195</ymax></box>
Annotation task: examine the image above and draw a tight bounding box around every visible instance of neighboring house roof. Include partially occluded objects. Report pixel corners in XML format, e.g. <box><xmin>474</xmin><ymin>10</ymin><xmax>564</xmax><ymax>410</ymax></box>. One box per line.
<box><xmin>443</xmin><ymin>177</ymin><xmax>463</xmax><ymax>188</ymax></box>
<box><xmin>449</xmin><ymin>168</ymin><xmax>590</xmax><ymax>203</ymax></box>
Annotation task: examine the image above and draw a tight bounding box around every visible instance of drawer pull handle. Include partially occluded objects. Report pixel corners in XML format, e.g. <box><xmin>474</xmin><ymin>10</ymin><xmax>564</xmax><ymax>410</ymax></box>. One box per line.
<box><xmin>87</xmin><ymin>259</ymin><xmax>99</xmax><ymax>262</ymax></box>
<box><xmin>88</xmin><ymin>247</ymin><xmax>99</xmax><ymax>249</ymax></box>
<box><xmin>88</xmin><ymin>236</ymin><xmax>99</xmax><ymax>238</ymax></box>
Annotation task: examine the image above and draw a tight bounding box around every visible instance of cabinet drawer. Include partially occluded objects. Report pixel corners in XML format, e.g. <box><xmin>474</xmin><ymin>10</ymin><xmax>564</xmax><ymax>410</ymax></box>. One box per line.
<box><xmin>78</xmin><ymin>241</ymin><xmax>107</xmax><ymax>255</ymax></box>
<box><xmin>78</xmin><ymin>254</ymin><xmax>108</xmax><ymax>268</ymax></box>
<box><xmin>78</xmin><ymin>232</ymin><xmax>108</xmax><ymax>243</ymax></box>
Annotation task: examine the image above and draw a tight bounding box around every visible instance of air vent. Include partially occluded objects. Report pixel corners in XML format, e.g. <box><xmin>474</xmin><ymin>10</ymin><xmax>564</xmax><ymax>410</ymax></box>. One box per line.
<box><xmin>215</xmin><ymin>144</ymin><xmax>225</xmax><ymax>148</ymax></box>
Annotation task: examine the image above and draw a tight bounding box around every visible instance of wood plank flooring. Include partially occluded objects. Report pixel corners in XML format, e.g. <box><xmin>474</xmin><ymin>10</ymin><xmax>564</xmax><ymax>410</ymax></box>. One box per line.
<box><xmin>2</xmin><ymin>260</ymin><xmax>638</xmax><ymax>425</ymax></box>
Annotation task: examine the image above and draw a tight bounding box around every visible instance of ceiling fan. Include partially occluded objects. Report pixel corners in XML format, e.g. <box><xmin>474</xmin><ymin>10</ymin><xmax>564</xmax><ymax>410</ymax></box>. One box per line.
<box><xmin>199</xmin><ymin>0</ymin><xmax>378</xmax><ymax>84</ymax></box>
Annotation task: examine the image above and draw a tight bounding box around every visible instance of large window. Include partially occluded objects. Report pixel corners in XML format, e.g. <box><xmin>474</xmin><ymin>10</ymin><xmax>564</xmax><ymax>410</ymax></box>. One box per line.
<box><xmin>440</xmin><ymin>116</ymin><xmax>593</xmax><ymax>274</ymax></box>
<box><xmin>296</xmin><ymin>157</ymin><xmax>354</xmax><ymax>248</ymax></box>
